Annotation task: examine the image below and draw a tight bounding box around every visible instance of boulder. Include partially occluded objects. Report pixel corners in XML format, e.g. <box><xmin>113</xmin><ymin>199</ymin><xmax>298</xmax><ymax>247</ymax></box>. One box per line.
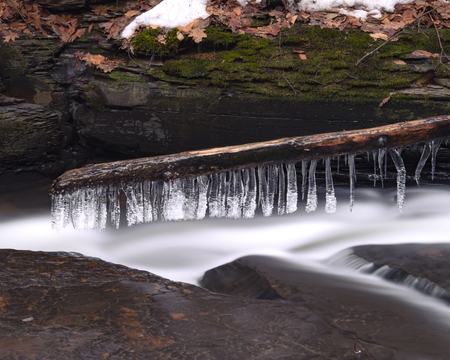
<box><xmin>201</xmin><ymin>255</ymin><xmax>450</xmax><ymax>360</ymax></box>
<box><xmin>0</xmin><ymin>249</ymin><xmax>357</xmax><ymax>359</ymax></box>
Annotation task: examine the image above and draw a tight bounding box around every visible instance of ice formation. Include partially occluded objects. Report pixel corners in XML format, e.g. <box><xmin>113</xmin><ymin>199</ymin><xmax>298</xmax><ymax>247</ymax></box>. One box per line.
<box><xmin>51</xmin><ymin>139</ymin><xmax>447</xmax><ymax>231</ymax></box>
<box><xmin>121</xmin><ymin>0</ymin><xmax>210</xmax><ymax>38</ymax></box>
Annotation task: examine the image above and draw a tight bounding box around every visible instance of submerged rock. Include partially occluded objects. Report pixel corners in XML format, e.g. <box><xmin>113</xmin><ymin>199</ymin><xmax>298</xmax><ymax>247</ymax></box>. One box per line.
<box><xmin>0</xmin><ymin>249</ymin><xmax>357</xmax><ymax>359</ymax></box>
<box><xmin>201</xmin><ymin>255</ymin><xmax>450</xmax><ymax>360</ymax></box>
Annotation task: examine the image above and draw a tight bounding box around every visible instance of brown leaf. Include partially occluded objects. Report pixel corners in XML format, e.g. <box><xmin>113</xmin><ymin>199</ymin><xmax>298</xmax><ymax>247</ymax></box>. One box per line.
<box><xmin>379</xmin><ymin>92</ymin><xmax>397</xmax><ymax>107</ymax></box>
<box><xmin>293</xmin><ymin>50</ymin><xmax>305</xmax><ymax>54</ymax></box>
<box><xmin>190</xmin><ymin>28</ymin><xmax>207</xmax><ymax>43</ymax></box>
<box><xmin>88</xmin><ymin>23</ymin><xmax>93</xmax><ymax>33</ymax></box>
<box><xmin>125</xmin><ymin>10</ymin><xmax>140</xmax><ymax>18</ymax></box>
<box><xmin>3</xmin><ymin>30</ymin><xmax>19</xmax><ymax>43</ymax></box>
<box><xmin>393</xmin><ymin>60</ymin><xmax>407</xmax><ymax>65</ymax></box>
<box><xmin>299</xmin><ymin>53</ymin><xmax>307</xmax><ymax>60</ymax></box>
<box><xmin>89</xmin><ymin>54</ymin><xmax>106</xmax><ymax>66</ymax></box>
<box><xmin>287</xmin><ymin>15</ymin><xmax>298</xmax><ymax>24</ymax></box>
<box><xmin>92</xmin><ymin>5</ymin><xmax>111</xmax><ymax>16</ymax></box>
<box><xmin>74</xmin><ymin>50</ymin><xmax>85</xmax><ymax>59</ymax></box>
<box><xmin>176</xmin><ymin>31</ymin><xmax>184</xmax><ymax>41</ymax></box>
<box><xmin>233</xmin><ymin>7</ymin><xmax>241</xmax><ymax>16</ymax></box>
<box><xmin>370</xmin><ymin>32</ymin><xmax>388</xmax><ymax>41</ymax></box>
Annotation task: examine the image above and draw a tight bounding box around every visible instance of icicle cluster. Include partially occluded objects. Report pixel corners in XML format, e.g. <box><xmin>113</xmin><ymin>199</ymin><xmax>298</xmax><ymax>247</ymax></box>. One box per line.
<box><xmin>51</xmin><ymin>138</ymin><xmax>447</xmax><ymax>231</ymax></box>
<box><xmin>52</xmin><ymin>163</ymin><xmax>298</xmax><ymax>231</ymax></box>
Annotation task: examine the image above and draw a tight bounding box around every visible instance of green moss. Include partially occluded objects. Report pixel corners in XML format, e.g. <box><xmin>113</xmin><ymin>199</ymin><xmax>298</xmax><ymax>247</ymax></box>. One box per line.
<box><xmin>220</xmin><ymin>51</ymin><xmax>242</xmax><ymax>62</ymax></box>
<box><xmin>163</xmin><ymin>59</ymin><xmax>209</xmax><ymax>78</ymax></box>
<box><xmin>205</xmin><ymin>26</ymin><xmax>243</xmax><ymax>48</ymax></box>
<box><xmin>108</xmin><ymin>71</ymin><xmax>143</xmax><ymax>84</ymax></box>
<box><xmin>131</xmin><ymin>28</ymin><xmax>180</xmax><ymax>56</ymax></box>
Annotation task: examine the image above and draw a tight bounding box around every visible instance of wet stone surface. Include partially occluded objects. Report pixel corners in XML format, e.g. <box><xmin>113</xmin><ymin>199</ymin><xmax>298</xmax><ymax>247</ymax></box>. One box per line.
<box><xmin>352</xmin><ymin>243</ymin><xmax>450</xmax><ymax>292</ymax></box>
<box><xmin>0</xmin><ymin>249</ymin><xmax>358</xmax><ymax>360</ymax></box>
<box><xmin>201</xmin><ymin>255</ymin><xmax>450</xmax><ymax>360</ymax></box>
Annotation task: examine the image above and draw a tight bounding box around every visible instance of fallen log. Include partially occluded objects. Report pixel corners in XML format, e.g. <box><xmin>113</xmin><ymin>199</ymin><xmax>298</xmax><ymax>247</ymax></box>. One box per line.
<box><xmin>51</xmin><ymin>115</ymin><xmax>450</xmax><ymax>195</ymax></box>
<box><xmin>50</xmin><ymin>115</ymin><xmax>450</xmax><ymax>230</ymax></box>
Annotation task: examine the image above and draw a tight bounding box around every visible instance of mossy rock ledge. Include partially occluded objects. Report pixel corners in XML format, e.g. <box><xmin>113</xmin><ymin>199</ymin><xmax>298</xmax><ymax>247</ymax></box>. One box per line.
<box><xmin>2</xmin><ymin>0</ymin><xmax>450</xmax><ymax>190</ymax></box>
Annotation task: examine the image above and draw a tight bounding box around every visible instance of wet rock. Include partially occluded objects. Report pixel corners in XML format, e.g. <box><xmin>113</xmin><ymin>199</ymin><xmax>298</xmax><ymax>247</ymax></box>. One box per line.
<box><xmin>352</xmin><ymin>243</ymin><xmax>450</xmax><ymax>292</ymax></box>
<box><xmin>201</xmin><ymin>255</ymin><xmax>450</xmax><ymax>360</ymax></box>
<box><xmin>0</xmin><ymin>102</ymin><xmax>62</xmax><ymax>164</ymax></box>
<box><xmin>0</xmin><ymin>249</ymin><xmax>358</xmax><ymax>360</ymax></box>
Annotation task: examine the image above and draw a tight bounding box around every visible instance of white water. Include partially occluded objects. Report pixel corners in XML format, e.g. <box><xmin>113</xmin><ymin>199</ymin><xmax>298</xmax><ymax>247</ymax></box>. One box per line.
<box><xmin>3</xmin><ymin>186</ymin><xmax>450</xmax><ymax>285</ymax></box>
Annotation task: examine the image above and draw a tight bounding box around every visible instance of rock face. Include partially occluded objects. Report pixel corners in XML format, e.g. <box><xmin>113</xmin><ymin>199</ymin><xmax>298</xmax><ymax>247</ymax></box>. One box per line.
<box><xmin>201</xmin><ymin>255</ymin><xmax>450</xmax><ymax>360</ymax></box>
<box><xmin>2</xmin><ymin>0</ymin><xmax>450</xmax><ymax>191</ymax></box>
<box><xmin>0</xmin><ymin>249</ymin><xmax>359</xmax><ymax>359</ymax></box>
<box><xmin>351</xmin><ymin>243</ymin><xmax>450</xmax><ymax>293</ymax></box>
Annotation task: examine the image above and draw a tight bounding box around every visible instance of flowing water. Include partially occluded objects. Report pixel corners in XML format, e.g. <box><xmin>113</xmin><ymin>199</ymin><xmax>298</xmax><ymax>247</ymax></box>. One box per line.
<box><xmin>3</xmin><ymin>185</ymin><xmax>450</xmax><ymax>333</ymax></box>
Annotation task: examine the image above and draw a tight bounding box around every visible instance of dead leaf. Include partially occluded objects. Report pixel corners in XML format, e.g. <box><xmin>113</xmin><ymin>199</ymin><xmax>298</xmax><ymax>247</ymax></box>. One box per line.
<box><xmin>299</xmin><ymin>53</ymin><xmax>307</xmax><ymax>60</ymax></box>
<box><xmin>88</xmin><ymin>22</ymin><xmax>93</xmax><ymax>33</ymax></box>
<box><xmin>370</xmin><ymin>32</ymin><xmax>388</xmax><ymax>41</ymax></box>
<box><xmin>92</xmin><ymin>5</ymin><xmax>111</xmax><ymax>16</ymax></box>
<box><xmin>89</xmin><ymin>54</ymin><xmax>106</xmax><ymax>66</ymax></box>
<box><xmin>393</xmin><ymin>60</ymin><xmax>407</xmax><ymax>65</ymax></box>
<box><xmin>233</xmin><ymin>7</ymin><xmax>241</xmax><ymax>16</ymax></box>
<box><xmin>190</xmin><ymin>28</ymin><xmax>207</xmax><ymax>43</ymax></box>
<box><xmin>379</xmin><ymin>92</ymin><xmax>397</xmax><ymax>107</ymax></box>
<box><xmin>170</xmin><ymin>313</ymin><xmax>188</xmax><ymax>321</ymax></box>
<box><xmin>176</xmin><ymin>31</ymin><xmax>184</xmax><ymax>41</ymax></box>
<box><xmin>293</xmin><ymin>50</ymin><xmax>305</xmax><ymax>54</ymax></box>
<box><xmin>287</xmin><ymin>15</ymin><xmax>298</xmax><ymax>24</ymax></box>
<box><xmin>125</xmin><ymin>10</ymin><xmax>140</xmax><ymax>18</ymax></box>
<box><xmin>2</xmin><ymin>30</ymin><xmax>18</xmax><ymax>43</ymax></box>
<box><xmin>410</xmin><ymin>50</ymin><xmax>435</xmax><ymax>57</ymax></box>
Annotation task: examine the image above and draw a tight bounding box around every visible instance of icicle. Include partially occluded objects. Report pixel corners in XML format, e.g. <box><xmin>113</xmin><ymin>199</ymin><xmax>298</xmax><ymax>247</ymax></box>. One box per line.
<box><xmin>286</xmin><ymin>163</ymin><xmax>298</xmax><ymax>214</ymax></box>
<box><xmin>415</xmin><ymin>142</ymin><xmax>431</xmax><ymax>186</ymax></box>
<box><xmin>208</xmin><ymin>173</ymin><xmax>226</xmax><ymax>218</ymax></box>
<box><xmin>378</xmin><ymin>148</ymin><xmax>386</xmax><ymax>188</ymax></box>
<box><xmin>344</xmin><ymin>154</ymin><xmax>348</xmax><ymax>166</ymax></box>
<box><xmin>124</xmin><ymin>183</ymin><xmax>144</xmax><ymax>226</ymax></box>
<box><xmin>372</xmin><ymin>150</ymin><xmax>378</xmax><ymax>187</ymax></box>
<box><xmin>162</xmin><ymin>179</ymin><xmax>186</xmax><ymax>221</ymax></box>
<box><xmin>258</xmin><ymin>165</ymin><xmax>277</xmax><ymax>217</ymax></box>
<box><xmin>278</xmin><ymin>164</ymin><xmax>286</xmax><ymax>216</ymax></box>
<box><xmin>183</xmin><ymin>177</ymin><xmax>198</xmax><ymax>220</ymax></box>
<box><xmin>196</xmin><ymin>175</ymin><xmax>208</xmax><ymax>220</ymax></box>
<box><xmin>348</xmin><ymin>154</ymin><xmax>356</xmax><ymax>212</ymax></box>
<box><xmin>51</xmin><ymin>192</ymin><xmax>71</xmax><ymax>231</ymax></box>
<box><xmin>389</xmin><ymin>149</ymin><xmax>406</xmax><ymax>212</ymax></box>
<box><xmin>325</xmin><ymin>157</ymin><xmax>337</xmax><ymax>214</ymax></box>
<box><xmin>143</xmin><ymin>181</ymin><xmax>153</xmax><ymax>223</ymax></box>
<box><xmin>431</xmin><ymin>139</ymin><xmax>443</xmax><ymax>181</ymax></box>
<box><xmin>151</xmin><ymin>181</ymin><xmax>161</xmax><ymax>221</ymax></box>
<box><xmin>306</xmin><ymin>160</ymin><xmax>318</xmax><ymax>213</ymax></box>
<box><xmin>108</xmin><ymin>186</ymin><xmax>121</xmax><ymax>229</ymax></box>
<box><xmin>301</xmin><ymin>160</ymin><xmax>308</xmax><ymax>201</ymax></box>
<box><xmin>336</xmin><ymin>156</ymin><xmax>340</xmax><ymax>173</ymax></box>
<box><xmin>242</xmin><ymin>168</ymin><xmax>257</xmax><ymax>219</ymax></box>
<box><xmin>226</xmin><ymin>170</ymin><xmax>243</xmax><ymax>219</ymax></box>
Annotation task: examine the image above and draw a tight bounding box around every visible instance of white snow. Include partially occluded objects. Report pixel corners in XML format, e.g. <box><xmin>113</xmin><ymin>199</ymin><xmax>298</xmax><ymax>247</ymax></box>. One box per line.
<box><xmin>121</xmin><ymin>0</ymin><xmax>210</xmax><ymax>38</ymax></box>
<box><xmin>298</xmin><ymin>0</ymin><xmax>414</xmax><ymax>13</ymax></box>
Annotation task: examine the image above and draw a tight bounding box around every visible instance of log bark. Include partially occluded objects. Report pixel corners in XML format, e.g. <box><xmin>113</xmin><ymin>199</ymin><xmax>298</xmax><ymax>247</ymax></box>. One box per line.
<box><xmin>51</xmin><ymin>115</ymin><xmax>450</xmax><ymax>194</ymax></box>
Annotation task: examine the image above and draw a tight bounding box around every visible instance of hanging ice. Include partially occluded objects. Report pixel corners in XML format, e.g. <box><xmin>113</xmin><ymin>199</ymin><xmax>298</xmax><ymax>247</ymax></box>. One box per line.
<box><xmin>389</xmin><ymin>149</ymin><xmax>406</xmax><ymax>211</ymax></box>
<box><xmin>348</xmin><ymin>154</ymin><xmax>356</xmax><ymax>212</ymax></box>
<box><xmin>306</xmin><ymin>160</ymin><xmax>318</xmax><ymax>213</ymax></box>
<box><xmin>325</xmin><ymin>157</ymin><xmax>337</xmax><ymax>213</ymax></box>
<box><xmin>51</xmin><ymin>136</ymin><xmax>449</xmax><ymax>231</ymax></box>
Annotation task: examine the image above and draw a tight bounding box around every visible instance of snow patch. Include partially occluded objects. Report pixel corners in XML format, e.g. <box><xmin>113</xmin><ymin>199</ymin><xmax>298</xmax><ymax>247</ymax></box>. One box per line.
<box><xmin>298</xmin><ymin>0</ymin><xmax>414</xmax><ymax>20</ymax></box>
<box><xmin>121</xmin><ymin>0</ymin><xmax>210</xmax><ymax>38</ymax></box>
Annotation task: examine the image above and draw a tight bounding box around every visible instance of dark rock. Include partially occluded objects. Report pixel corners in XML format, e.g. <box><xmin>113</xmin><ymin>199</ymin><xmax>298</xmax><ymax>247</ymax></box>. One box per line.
<box><xmin>352</xmin><ymin>243</ymin><xmax>450</xmax><ymax>292</ymax></box>
<box><xmin>0</xmin><ymin>249</ymin><xmax>358</xmax><ymax>360</ymax></box>
<box><xmin>0</xmin><ymin>103</ymin><xmax>62</xmax><ymax>164</ymax></box>
<box><xmin>201</xmin><ymin>255</ymin><xmax>450</xmax><ymax>360</ymax></box>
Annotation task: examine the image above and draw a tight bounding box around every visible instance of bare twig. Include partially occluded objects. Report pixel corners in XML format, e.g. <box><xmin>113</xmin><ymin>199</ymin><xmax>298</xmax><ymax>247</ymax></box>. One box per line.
<box><xmin>345</xmin><ymin>72</ymin><xmax>359</xmax><ymax>80</ymax></box>
<box><xmin>356</xmin><ymin>5</ymin><xmax>443</xmax><ymax>67</ymax></box>
<box><xmin>429</xmin><ymin>13</ymin><xmax>450</xmax><ymax>71</ymax></box>
<box><xmin>283</xmin><ymin>75</ymin><xmax>297</xmax><ymax>95</ymax></box>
